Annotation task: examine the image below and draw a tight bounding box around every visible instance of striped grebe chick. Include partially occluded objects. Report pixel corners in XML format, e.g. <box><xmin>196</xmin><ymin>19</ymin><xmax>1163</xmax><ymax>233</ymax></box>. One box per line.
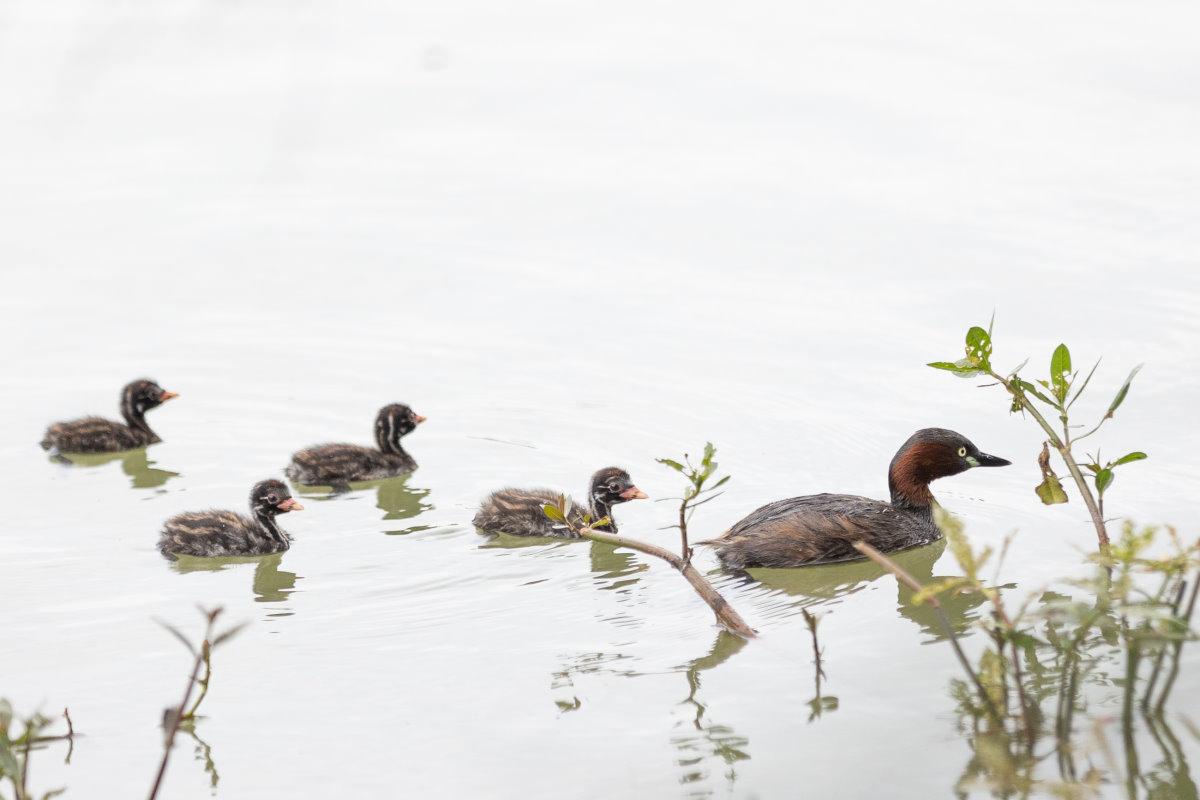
<box><xmin>158</xmin><ymin>479</ymin><xmax>303</xmax><ymax>558</ymax></box>
<box><xmin>286</xmin><ymin>403</ymin><xmax>425</xmax><ymax>486</ymax></box>
<box><xmin>473</xmin><ymin>467</ymin><xmax>648</xmax><ymax>538</ymax></box>
<box><xmin>41</xmin><ymin>378</ymin><xmax>178</xmax><ymax>454</ymax></box>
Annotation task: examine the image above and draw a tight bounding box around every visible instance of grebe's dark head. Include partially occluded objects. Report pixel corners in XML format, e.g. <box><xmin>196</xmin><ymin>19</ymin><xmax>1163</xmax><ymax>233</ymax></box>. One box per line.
<box><xmin>589</xmin><ymin>467</ymin><xmax>649</xmax><ymax>508</ymax></box>
<box><xmin>374</xmin><ymin>403</ymin><xmax>426</xmax><ymax>452</ymax></box>
<box><xmin>121</xmin><ymin>378</ymin><xmax>178</xmax><ymax>421</ymax></box>
<box><xmin>250</xmin><ymin>479</ymin><xmax>304</xmax><ymax>518</ymax></box>
<box><xmin>888</xmin><ymin>428</ymin><xmax>1009</xmax><ymax>509</ymax></box>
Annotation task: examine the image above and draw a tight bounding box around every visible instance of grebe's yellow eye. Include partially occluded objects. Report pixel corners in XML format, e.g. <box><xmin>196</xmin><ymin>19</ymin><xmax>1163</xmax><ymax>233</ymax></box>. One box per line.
<box><xmin>958</xmin><ymin>446</ymin><xmax>967</xmax><ymax>457</ymax></box>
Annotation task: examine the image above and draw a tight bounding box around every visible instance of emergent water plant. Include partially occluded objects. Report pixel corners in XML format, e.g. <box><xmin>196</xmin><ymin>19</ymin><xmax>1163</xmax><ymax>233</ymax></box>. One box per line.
<box><xmin>929</xmin><ymin>319</ymin><xmax>1145</xmax><ymax>549</ymax></box>
<box><xmin>860</xmin><ymin>512</ymin><xmax>1199</xmax><ymax>794</ymax></box>
<box><xmin>0</xmin><ymin>703</ymin><xmax>74</xmax><ymax>800</ymax></box>
<box><xmin>148</xmin><ymin>606</ymin><xmax>245</xmax><ymax>800</ymax></box>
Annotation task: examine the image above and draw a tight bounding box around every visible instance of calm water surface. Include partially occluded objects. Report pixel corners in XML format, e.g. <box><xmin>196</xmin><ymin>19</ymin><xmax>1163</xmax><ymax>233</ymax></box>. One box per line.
<box><xmin>2</xmin><ymin>2</ymin><xmax>1199</xmax><ymax>798</ymax></box>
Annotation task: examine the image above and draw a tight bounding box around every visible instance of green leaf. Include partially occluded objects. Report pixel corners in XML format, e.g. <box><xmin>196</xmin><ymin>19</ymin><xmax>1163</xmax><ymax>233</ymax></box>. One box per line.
<box><xmin>1035</xmin><ymin>442</ymin><xmax>1069</xmax><ymax>504</ymax></box>
<box><xmin>1066</xmin><ymin>358</ymin><xmax>1101</xmax><ymax>409</ymax></box>
<box><xmin>156</xmin><ymin>620</ymin><xmax>199</xmax><ymax>657</ymax></box>
<box><xmin>927</xmin><ymin>360</ymin><xmax>986</xmax><ymax>377</ymax></box>
<box><xmin>656</xmin><ymin>458</ymin><xmax>685</xmax><ymax>473</ymax></box>
<box><xmin>1005</xmin><ymin>630</ymin><xmax>1046</xmax><ymax>650</ymax></box>
<box><xmin>933</xmin><ymin>507</ymin><xmax>977</xmax><ymax>577</ymax></box>
<box><xmin>1112</xmin><ymin>451</ymin><xmax>1148</xmax><ymax>467</ymax></box>
<box><xmin>542</xmin><ymin>504</ymin><xmax>565</xmax><ymax>522</ymax></box>
<box><xmin>965</xmin><ymin>326</ymin><xmax>993</xmax><ymax>371</ymax></box>
<box><xmin>1035</xmin><ymin>475</ymin><xmax>1069</xmax><ymax>505</ymax></box>
<box><xmin>1015</xmin><ymin>379</ymin><xmax>1054</xmax><ymax>406</ymax></box>
<box><xmin>1050</xmin><ymin>343</ymin><xmax>1071</xmax><ymax>402</ymax></box>
<box><xmin>1095</xmin><ymin>468</ymin><xmax>1114</xmax><ymax>497</ymax></box>
<box><xmin>1105</xmin><ymin>364</ymin><xmax>1143</xmax><ymax>419</ymax></box>
<box><xmin>911</xmin><ymin>576</ymin><xmax>969</xmax><ymax>606</ymax></box>
<box><xmin>212</xmin><ymin>622</ymin><xmax>249</xmax><ymax>649</ymax></box>
<box><xmin>702</xmin><ymin>441</ymin><xmax>715</xmax><ymax>468</ymax></box>
<box><xmin>710</xmin><ymin>475</ymin><xmax>731</xmax><ymax>489</ymax></box>
<box><xmin>0</xmin><ymin>745</ymin><xmax>17</xmax><ymax>784</ymax></box>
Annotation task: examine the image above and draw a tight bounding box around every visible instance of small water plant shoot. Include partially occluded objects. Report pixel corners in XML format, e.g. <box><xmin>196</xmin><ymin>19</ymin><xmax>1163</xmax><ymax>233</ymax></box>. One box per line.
<box><xmin>148</xmin><ymin>606</ymin><xmax>245</xmax><ymax>800</ymax></box>
<box><xmin>0</xmin><ymin>702</ymin><xmax>75</xmax><ymax>800</ymax></box>
<box><xmin>543</xmin><ymin>445</ymin><xmax>755</xmax><ymax>638</ymax></box>
<box><xmin>656</xmin><ymin>442</ymin><xmax>729</xmax><ymax>562</ymax></box>
<box><xmin>929</xmin><ymin>319</ymin><xmax>1145</xmax><ymax>549</ymax></box>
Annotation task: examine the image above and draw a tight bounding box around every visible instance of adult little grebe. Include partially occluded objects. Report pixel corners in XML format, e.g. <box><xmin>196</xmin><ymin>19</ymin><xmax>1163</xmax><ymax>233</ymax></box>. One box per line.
<box><xmin>702</xmin><ymin>428</ymin><xmax>1010</xmax><ymax>568</ymax></box>
<box><xmin>158</xmin><ymin>479</ymin><xmax>304</xmax><ymax>558</ymax></box>
<box><xmin>285</xmin><ymin>403</ymin><xmax>426</xmax><ymax>486</ymax></box>
<box><xmin>41</xmin><ymin>379</ymin><xmax>178</xmax><ymax>453</ymax></box>
<box><xmin>473</xmin><ymin>467</ymin><xmax>648</xmax><ymax>538</ymax></box>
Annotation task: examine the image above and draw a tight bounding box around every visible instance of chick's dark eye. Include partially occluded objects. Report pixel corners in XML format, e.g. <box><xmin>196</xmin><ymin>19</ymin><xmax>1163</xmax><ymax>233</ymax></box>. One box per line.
<box><xmin>267</xmin><ymin>494</ymin><xmax>278</xmax><ymax>504</ymax></box>
<box><xmin>608</xmin><ymin>483</ymin><xmax>621</xmax><ymax>493</ymax></box>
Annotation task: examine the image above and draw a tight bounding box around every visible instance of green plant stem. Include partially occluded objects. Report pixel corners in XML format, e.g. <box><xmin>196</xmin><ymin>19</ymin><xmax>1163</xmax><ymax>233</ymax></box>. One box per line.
<box><xmin>998</xmin><ymin>374</ymin><xmax>1109</xmax><ymax>548</ymax></box>
<box><xmin>184</xmin><ymin>642</ymin><xmax>213</xmax><ymax>720</ymax></box>
<box><xmin>1153</xmin><ymin>574</ymin><xmax>1200</xmax><ymax>713</ymax></box>
<box><xmin>1054</xmin><ymin>600</ymin><xmax>1107</xmax><ymax>751</ymax></box>
<box><xmin>148</xmin><ymin>651</ymin><xmax>206</xmax><ymax>800</ymax></box>
<box><xmin>1008</xmin><ymin>639</ymin><xmax>1036</xmax><ymax>747</ymax></box>
<box><xmin>20</xmin><ymin>724</ymin><xmax>31</xmax><ymax>800</ymax></box>
<box><xmin>1123</xmin><ymin>643</ymin><xmax>1142</xmax><ymax>800</ymax></box>
<box><xmin>853</xmin><ymin>541</ymin><xmax>1005</xmax><ymax>729</ymax></box>
<box><xmin>1122</xmin><ymin>626</ymin><xmax>1140</xmax><ymax>740</ymax></box>
<box><xmin>982</xmin><ymin>589</ymin><xmax>1037</xmax><ymax>743</ymax></box>
<box><xmin>581</xmin><ymin>527</ymin><xmax>757</xmax><ymax>638</ymax></box>
<box><xmin>679</xmin><ymin>493</ymin><xmax>691</xmax><ymax>562</ymax></box>
<box><xmin>1141</xmin><ymin>579</ymin><xmax>1185</xmax><ymax>711</ymax></box>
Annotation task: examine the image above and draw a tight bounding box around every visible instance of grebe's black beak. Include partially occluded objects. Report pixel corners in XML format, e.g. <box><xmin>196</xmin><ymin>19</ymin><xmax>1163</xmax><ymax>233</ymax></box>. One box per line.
<box><xmin>968</xmin><ymin>452</ymin><xmax>1011</xmax><ymax>468</ymax></box>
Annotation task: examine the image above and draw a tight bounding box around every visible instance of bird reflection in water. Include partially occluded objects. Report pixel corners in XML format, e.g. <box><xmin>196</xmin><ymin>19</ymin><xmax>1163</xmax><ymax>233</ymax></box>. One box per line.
<box><xmin>374</xmin><ymin>475</ymin><xmax>433</xmax><ymax>533</ymax></box>
<box><xmin>52</xmin><ymin>447</ymin><xmax>180</xmax><ymax>490</ymax></box>
<box><xmin>733</xmin><ymin>539</ymin><xmax>991</xmax><ymax>641</ymax></box>
<box><xmin>168</xmin><ymin>552</ymin><xmax>299</xmax><ymax>608</ymax></box>
<box><xmin>291</xmin><ymin>474</ymin><xmax>433</xmax><ymax>535</ymax></box>
<box><xmin>588</xmin><ymin>540</ymin><xmax>649</xmax><ymax>593</ymax></box>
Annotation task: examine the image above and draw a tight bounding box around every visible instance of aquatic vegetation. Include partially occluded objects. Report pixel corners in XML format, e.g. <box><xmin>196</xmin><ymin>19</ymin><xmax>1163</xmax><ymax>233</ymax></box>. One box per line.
<box><xmin>861</xmin><ymin>514</ymin><xmax>1200</xmax><ymax>794</ymax></box>
<box><xmin>655</xmin><ymin>442</ymin><xmax>729</xmax><ymax>562</ymax></box>
<box><xmin>149</xmin><ymin>606</ymin><xmax>245</xmax><ymax>800</ymax></box>
<box><xmin>930</xmin><ymin>319</ymin><xmax>1145</xmax><ymax>549</ymax></box>
<box><xmin>0</xmin><ymin>702</ymin><xmax>74</xmax><ymax>800</ymax></box>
